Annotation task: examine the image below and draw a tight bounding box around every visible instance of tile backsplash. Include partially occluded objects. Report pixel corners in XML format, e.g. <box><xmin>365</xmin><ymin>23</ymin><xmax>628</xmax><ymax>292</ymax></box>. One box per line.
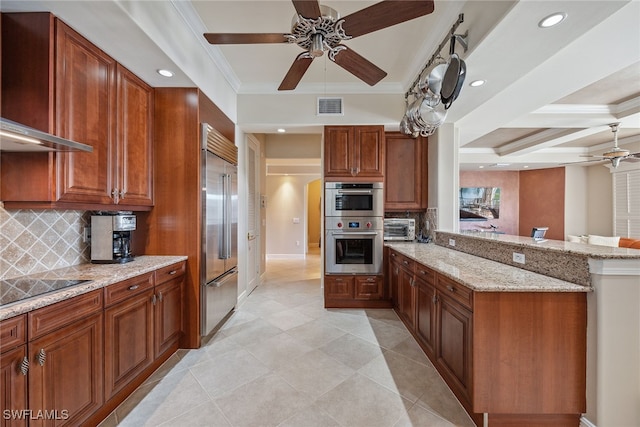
<box><xmin>0</xmin><ymin>207</ymin><xmax>90</xmax><ymax>280</ymax></box>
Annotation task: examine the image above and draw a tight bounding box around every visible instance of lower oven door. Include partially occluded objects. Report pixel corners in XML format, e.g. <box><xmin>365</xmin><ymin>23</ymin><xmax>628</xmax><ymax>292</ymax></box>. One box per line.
<box><xmin>325</xmin><ymin>230</ymin><xmax>383</xmax><ymax>274</ymax></box>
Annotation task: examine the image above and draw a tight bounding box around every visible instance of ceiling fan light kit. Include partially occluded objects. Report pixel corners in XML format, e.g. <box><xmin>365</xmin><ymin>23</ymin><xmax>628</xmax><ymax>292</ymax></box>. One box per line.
<box><xmin>203</xmin><ymin>0</ymin><xmax>436</xmax><ymax>90</ymax></box>
<box><xmin>563</xmin><ymin>122</ymin><xmax>640</xmax><ymax>168</ymax></box>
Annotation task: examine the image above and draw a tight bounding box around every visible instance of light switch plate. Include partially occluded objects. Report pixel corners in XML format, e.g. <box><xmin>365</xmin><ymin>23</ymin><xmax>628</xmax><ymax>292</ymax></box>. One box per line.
<box><xmin>513</xmin><ymin>252</ymin><xmax>525</xmax><ymax>264</ymax></box>
<box><xmin>449</xmin><ymin>239</ymin><xmax>455</xmax><ymax>246</ymax></box>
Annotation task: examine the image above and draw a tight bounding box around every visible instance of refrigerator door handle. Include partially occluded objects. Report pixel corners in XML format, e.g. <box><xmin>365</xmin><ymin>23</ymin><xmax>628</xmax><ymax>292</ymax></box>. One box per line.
<box><xmin>205</xmin><ymin>267</ymin><xmax>238</xmax><ymax>287</ymax></box>
<box><xmin>221</xmin><ymin>173</ymin><xmax>228</xmax><ymax>260</ymax></box>
<box><xmin>225</xmin><ymin>173</ymin><xmax>232</xmax><ymax>259</ymax></box>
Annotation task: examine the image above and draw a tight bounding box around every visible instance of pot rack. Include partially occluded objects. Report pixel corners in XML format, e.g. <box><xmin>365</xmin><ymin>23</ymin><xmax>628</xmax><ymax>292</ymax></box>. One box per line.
<box><xmin>405</xmin><ymin>13</ymin><xmax>468</xmax><ymax>99</ymax></box>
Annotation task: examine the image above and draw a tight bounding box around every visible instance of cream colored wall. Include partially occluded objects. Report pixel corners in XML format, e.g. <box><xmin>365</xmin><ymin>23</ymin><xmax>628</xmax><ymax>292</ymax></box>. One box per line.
<box><xmin>564</xmin><ymin>166</ymin><xmax>588</xmax><ymax>237</ymax></box>
<box><xmin>586</xmin><ymin>164</ymin><xmax>613</xmax><ymax>236</ymax></box>
<box><xmin>307</xmin><ymin>180</ymin><xmax>322</xmax><ymax>247</ymax></box>
<box><xmin>266</xmin><ymin>175</ymin><xmax>319</xmax><ymax>257</ymax></box>
<box><xmin>265</xmin><ymin>134</ymin><xmax>322</xmax><ymax>158</ymax></box>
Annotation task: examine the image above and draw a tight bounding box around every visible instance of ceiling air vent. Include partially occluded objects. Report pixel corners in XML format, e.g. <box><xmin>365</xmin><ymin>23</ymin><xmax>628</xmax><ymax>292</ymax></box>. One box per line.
<box><xmin>317</xmin><ymin>97</ymin><xmax>343</xmax><ymax>116</ymax></box>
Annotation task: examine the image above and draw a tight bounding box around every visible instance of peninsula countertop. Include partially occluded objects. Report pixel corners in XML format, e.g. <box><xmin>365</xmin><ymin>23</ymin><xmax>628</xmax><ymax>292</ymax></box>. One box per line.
<box><xmin>386</xmin><ymin>242</ymin><xmax>590</xmax><ymax>293</ymax></box>
<box><xmin>0</xmin><ymin>255</ymin><xmax>187</xmax><ymax>321</ymax></box>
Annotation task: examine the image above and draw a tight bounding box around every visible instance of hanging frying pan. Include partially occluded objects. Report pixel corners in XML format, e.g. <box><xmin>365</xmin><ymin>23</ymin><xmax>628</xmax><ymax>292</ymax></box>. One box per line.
<box><xmin>440</xmin><ymin>35</ymin><xmax>466</xmax><ymax>109</ymax></box>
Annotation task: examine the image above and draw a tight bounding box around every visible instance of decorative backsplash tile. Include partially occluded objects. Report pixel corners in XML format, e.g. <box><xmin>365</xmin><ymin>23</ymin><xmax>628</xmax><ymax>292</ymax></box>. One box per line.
<box><xmin>0</xmin><ymin>207</ymin><xmax>90</xmax><ymax>280</ymax></box>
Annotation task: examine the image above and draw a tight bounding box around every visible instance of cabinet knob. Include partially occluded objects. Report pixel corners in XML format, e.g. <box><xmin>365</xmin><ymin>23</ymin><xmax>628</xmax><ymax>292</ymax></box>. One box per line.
<box><xmin>432</xmin><ymin>295</ymin><xmax>438</xmax><ymax>304</ymax></box>
<box><xmin>128</xmin><ymin>285</ymin><xmax>140</xmax><ymax>291</ymax></box>
<box><xmin>158</xmin><ymin>291</ymin><xmax>163</xmax><ymax>302</ymax></box>
<box><xmin>169</xmin><ymin>270</ymin><xmax>177</xmax><ymax>275</ymax></box>
<box><xmin>119</xmin><ymin>189</ymin><xmax>126</xmax><ymax>199</ymax></box>
<box><xmin>37</xmin><ymin>348</ymin><xmax>46</xmax><ymax>366</ymax></box>
<box><xmin>367</xmin><ymin>277</ymin><xmax>375</xmax><ymax>282</ymax></box>
<box><xmin>111</xmin><ymin>188</ymin><xmax>119</xmax><ymax>201</ymax></box>
<box><xmin>20</xmin><ymin>356</ymin><xmax>29</xmax><ymax>375</ymax></box>
<box><xmin>151</xmin><ymin>294</ymin><xmax>157</xmax><ymax>305</ymax></box>
<box><xmin>446</xmin><ymin>285</ymin><xmax>455</xmax><ymax>292</ymax></box>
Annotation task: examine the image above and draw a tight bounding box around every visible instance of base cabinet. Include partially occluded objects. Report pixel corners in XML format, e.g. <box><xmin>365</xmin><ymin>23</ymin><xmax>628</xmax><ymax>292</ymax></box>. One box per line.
<box><xmin>0</xmin><ymin>344</ymin><xmax>28</xmax><ymax>427</ymax></box>
<box><xmin>324</xmin><ymin>274</ymin><xmax>389</xmax><ymax>308</ymax></box>
<box><xmin>388</xmin><ymin>248</ymin><xmax>587</xmax><ymax>426</ymax></box>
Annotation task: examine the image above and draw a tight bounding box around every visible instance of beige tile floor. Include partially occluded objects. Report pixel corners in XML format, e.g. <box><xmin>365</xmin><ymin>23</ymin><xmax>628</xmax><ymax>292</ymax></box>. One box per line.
<box><xmin>99</xmin><ymin>249</ymin><xmax>475</xmax><ymax>427</ymax></box>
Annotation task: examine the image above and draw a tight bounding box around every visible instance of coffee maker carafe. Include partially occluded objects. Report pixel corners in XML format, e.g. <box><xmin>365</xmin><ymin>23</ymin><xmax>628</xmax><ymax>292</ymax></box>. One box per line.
<box><xmin>91</xmin><ymin>213</ymin><xmax>136</xmax><ymax>263</ymax></box>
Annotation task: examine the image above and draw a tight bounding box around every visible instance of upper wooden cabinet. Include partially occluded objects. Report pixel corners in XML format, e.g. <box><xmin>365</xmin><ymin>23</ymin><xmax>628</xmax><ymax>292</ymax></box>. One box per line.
<box><xmin>0</xmin><ymin>13</ymin><xmax>153</xmax><ymax>210</ymax></box>
<box><xmin>384</xmin><ymin>132</ymin><xmax>428</xmax><ymax>211</ymax></box>
<box><xmin>324</xmin><ymin>125</ymin><xmax>385</xmax><ymax>180</ymax></box>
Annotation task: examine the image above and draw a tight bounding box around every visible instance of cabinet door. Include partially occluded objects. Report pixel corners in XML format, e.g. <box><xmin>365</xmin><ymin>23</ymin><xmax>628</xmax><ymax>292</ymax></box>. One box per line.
<box><xmin>384</xmin><ymin>132</ymin><xmax>427</xmax><ymax>210</ymax></box>
<box><xmin>354</xmin><ymin>276</ymin><xmax>384</xmax><ymax>300</ymax></box>
<box><xmin>398</xmin><ymin>268</ymin><xmax>415</xmax><ymax>327</ymax></box>
<box><xmin>0</xmin><ymin>346</ymin><xmax>28</xmax><ymax>427</ymax></box>
<box><xmin>324</xmin><ymin>275</ymin><xmax>354</xmax><ymax>299</ymax></box>
<box><xmin>354</xmin><ymin>126</ymin><xmax>384</xmax><ymax>177</ymax></box>
<box><xmin>154</xmin><ymin>277</ymin><xmax>183</xmax><ymax>358</ymax></box>
<box><xmin>415</xmin><ymin>272</ymin><xmax>436</xmax><ymax>356</ymax></box>
<box><xmin>104</xmin><ymin>289</ymin><xmax>154</xmax><ymax>399</ymax></box>
<box><xmin>436</xmin><ymin>294</ymin><xmax>473</xmax><ymax>401</ymax></box>
<box><xmin>324</xmin><ymin>126</ymin><xmax>354</xmax><ymax>177</ymax></box>
<box><xmin>116</xmin><ymin>64</ymin><xmax>154</xmax><ymax>206</ymax></box>
<box><xmin>55</xmin><ymin>19</ymin><xmax>117</xmax><ymax>204</ymax></box>
<box><xmin>28</xmin><ymin>312</ymin><xmax>104</xmax><ymax>427</ymax></box>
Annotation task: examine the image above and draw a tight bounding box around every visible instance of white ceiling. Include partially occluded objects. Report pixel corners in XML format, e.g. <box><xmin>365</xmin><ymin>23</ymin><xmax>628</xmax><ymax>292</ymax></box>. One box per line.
<box><xmin>2</xmin><ymin>0</ymin><xmax>639</xmax><ymax>171</ymax></box>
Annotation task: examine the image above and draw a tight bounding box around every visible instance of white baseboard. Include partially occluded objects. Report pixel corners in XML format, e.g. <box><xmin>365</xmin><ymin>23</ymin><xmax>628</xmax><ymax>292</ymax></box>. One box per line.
<box><xmin>266</xmin><ymin>254</ymin><xmax>306</xmax><ymax>260</ymax></box>
<box><xmin>580</xmin><ymin>415</ymin><xmax>597</xmax><ymax>427</ymax></box>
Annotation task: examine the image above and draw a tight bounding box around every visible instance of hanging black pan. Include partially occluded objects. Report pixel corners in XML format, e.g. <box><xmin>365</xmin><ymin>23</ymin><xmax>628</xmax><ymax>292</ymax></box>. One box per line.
<box><xmin>440</xmin><ymin>35</ymin><xmax>466</xmax><ymax>109</ymax></box>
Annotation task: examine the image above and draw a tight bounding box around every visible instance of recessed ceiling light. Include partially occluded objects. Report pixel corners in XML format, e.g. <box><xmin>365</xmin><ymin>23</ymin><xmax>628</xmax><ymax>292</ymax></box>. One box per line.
<box><xmin>538</xmin><ymin>12</ymin><xmax>567</xmax><ymax>28</ymax></box>
<box><xmin>470</xmin><ymin>80</ymin><xmax>486</xmax><ymax>87</ymax></box>
<box><xmin>277</xmin><ymin>128</ymin><xmax>286</xmax><ymax>133</ymax></box>
<box><xmin>491</xmin><ymin>163</ymin><xmax>511</xmax><ymax>168</ymax></box>
<box><xmin>157</xmin><ymin>69</ymin><xmax>174</xmax><ymax>77</ymax></box>
<box><xmin>523</xmin><ymin>165</ymin><xmax>529</xmax><ymax>169</ymax></box>
<box><xmin>479</xmin><ymin>165</ymin><xmax>485</xmax><ymax>169</ymax></box>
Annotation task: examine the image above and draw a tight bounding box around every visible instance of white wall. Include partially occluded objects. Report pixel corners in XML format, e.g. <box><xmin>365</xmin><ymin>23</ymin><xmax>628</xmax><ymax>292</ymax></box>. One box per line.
<box><xmin>266</xmin><ymin>174</ymin><xmax>320</xmax><ymax>258</ymax></box>
<box><xmin>428</xmin><ymin>123</ymin><xmax>459</xmax><ymax>232</ymax></box>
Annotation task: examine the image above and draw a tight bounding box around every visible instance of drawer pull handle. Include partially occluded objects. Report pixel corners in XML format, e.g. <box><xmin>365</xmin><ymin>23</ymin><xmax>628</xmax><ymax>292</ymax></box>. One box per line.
<box><xmin>391</xmin><ymin>253</ymin><xmax>396</xmax><ymax>258</ymax></box>
<box><xmin>20</xmin><ymin>357</ymin><xmax>29</xmax><ymax>375</ymax></box>
<box><xmin>419</xmin><ymin>270</ymin><xmax>427</xmax><ymax>275</ymax></box>
<box><xmin>367</xmin><ymin>278</ymin><xmax>375</xmax><ymax>282</ymax></box>
<box><xmin>128</xmin><ymin>285</ymin><xmax>140</xmax><ymax>291</ymax></box>
<box><xmin>402</xmin><ymin>260</ymin><xmax>409</xmax><ymax>266</ymax></box>
<box><xmin>446</xmin><ymin>285</ymin><xmax>455</xmax><ymax>292</ymax></box>
<box><xmin>151</xmin><ymin>294</ymin><xmax>157</xmax><ymax>305</ymax></box>
<box><xmin>409</xmin><ymin>278</ymin><xmax>415</xmax><ymax>287</ymax></box>
<box><xmin>169</xmin><ymin>270</ymin><xmax>177</xmax><ymax>275</ymax></box>
<box><xmin>37</xmin><ymin>349</ymin><xmax>46</xmax><ymax>366</ymax></box>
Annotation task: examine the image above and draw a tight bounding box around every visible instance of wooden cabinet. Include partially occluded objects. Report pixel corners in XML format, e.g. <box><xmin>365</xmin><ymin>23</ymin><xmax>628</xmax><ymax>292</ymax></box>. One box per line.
<box><xmin>324</xmin><ymin>274</ymin><xmax>389</xmax><ymax>308</ymax></box>
<box><xmin>0</xmin><ymin>315</ymin><xmax>28</xmax><ymax>427</ymax></box>
<box><xmin>384</xmin><ymin>132</ymin><xmax>428</xmax><ymax>211</ymax></box>
<box><xmin>154</xmin><ymin>262</ymin><xmax>185</xmax><ymax>358</ymax></box>
<box><xmin>0</xmin><ymin>13</ymin><xmax>153</xmax><ymax>210</ymax></box>
<box><xmin>104</xmin><ymin>273</ymin><xmax>155</xmax><ymax>399</ymax></box>
<box><xmin>27</xmin><ymin>290</ymin><xmax>104</xmax><ymax>427</ymax></box>
<box><xmin>324</xmin><ymin>125</ymin><xmax>385</xmax><ymax>180</ymax></box>
<box><xmin>104</xmin><ymin>262</ymin><xmax>184</xmax><ymax>398</ymax></box>
<box><xmin>388</xmin><ymin>248</ymin><xmax>587</xmax><ymax>426</ymax></box>
<box><xmin>414</xmin><ymin>265</ymin><xmax>436</xmax><ymax>357</ymax></box>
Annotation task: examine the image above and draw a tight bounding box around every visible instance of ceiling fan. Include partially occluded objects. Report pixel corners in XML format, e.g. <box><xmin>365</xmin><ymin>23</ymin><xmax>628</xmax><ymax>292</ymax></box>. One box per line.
<box><xmin>203</xmin><ymin>0</ymin><xmax>435</xmax><ymax>90</ymax></box>
<box><xmin>573</xmin><ymin>123</ymin><xmax>640</xmax><ymax>168</ymax></box>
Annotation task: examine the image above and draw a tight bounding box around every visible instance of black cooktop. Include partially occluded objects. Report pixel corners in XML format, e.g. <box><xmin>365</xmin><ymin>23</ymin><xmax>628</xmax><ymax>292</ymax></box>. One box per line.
<box><xmin>0</xmin><ymin>278</ymin><xmax>91</xmax><ymax>306</ymax></box>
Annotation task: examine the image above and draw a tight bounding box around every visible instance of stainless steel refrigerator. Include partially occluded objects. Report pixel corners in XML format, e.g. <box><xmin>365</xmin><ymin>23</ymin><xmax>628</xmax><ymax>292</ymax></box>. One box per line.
<box><xmin>201</xmin><ymin>123</ymin><xmax>238</xmax><ymax>336</ymax></box>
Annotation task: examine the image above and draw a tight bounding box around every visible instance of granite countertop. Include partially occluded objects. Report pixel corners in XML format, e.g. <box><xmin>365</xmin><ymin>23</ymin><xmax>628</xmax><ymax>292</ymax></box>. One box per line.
<box><xmin>0</xmin><ymin>255</ymin><xmax>188</xmax><ymax>321</ymax></box>
<box><xmin>457</xmin><ymin>231</ymin><xmax>640</xmax><ymax>259</ymax></box>
<box><xmin>386</xmin><ymin>242</ymin><xmax>590</xmax><ymax>293</ymax></box>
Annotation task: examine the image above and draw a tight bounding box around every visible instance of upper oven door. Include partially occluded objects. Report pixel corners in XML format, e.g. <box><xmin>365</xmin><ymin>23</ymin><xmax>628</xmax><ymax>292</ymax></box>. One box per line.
<box><xmin>325</xmin><ymin>182</ymin><xmax>383</xmax><ymax>217</ymax></box>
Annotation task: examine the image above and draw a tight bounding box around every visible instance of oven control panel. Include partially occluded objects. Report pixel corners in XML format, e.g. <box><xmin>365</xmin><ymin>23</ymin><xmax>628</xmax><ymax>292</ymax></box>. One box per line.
<box><xmin>325</xmin><ymin>216</ymin><xmax>382</xmax><ymax>231</ymax></box>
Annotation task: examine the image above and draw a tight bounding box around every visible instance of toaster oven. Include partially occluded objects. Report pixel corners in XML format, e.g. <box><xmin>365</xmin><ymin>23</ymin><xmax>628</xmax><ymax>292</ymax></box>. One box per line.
<box><xmin>383</xmin><ymin>218</ymin><xmax>416</xmax><ymax>241</ymax></box>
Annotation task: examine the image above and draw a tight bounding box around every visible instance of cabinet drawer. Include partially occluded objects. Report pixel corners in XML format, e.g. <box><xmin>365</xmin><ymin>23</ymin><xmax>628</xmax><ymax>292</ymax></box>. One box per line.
<box><xmin>437</xmin><ymin>275</ymin><xmax>473</xmax><ymax>310</ymax></box>
<box><xmin>324</xmin><ymin>275</ymin><xmax>354</xmax><ymax>299</ymax></box>
<box><xmin>155</xmin><ymin>261</ymin><xmax>186</xmax><ymax>285</ymax></box>
<box><xmin>104</xmin><ymin>272</ymin><xmax>154</xmax><ymax>307</ymax></box>
<box><xmin>0</xmin><ymin>314</ymin><xmax>27</xmax><ymax>353</ymax></box>
<box><xmin>354</xmin><ymin>276</ymin><xmax>384</xmax><ymax>300</ymax></box>
<box><xmin>29</xmin><ymin>290</ymin><xmax>103</xmax><ymax>340</ymax></box>
<box><xmin>415</xmin><ymin>264</ymin><xmax>435</xmax><ymax>286</ymax></box>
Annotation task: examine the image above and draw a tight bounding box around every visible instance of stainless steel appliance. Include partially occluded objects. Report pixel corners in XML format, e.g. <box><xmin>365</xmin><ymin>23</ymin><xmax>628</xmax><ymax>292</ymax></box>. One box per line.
<box><xmin>91</xmin><ymin>213</ymin><xmax>136</xmax><ymax>263</ymax></box>
<box><xmin>383</xmin><ymin>218</ymin><xmax>416</xmax><ymax>241</ymax></box>
<box><xmin>325</xmin><ymin>182</ymin><xmax>383</xmax><ymax>217</ymax></box>
<box><xmin>1</xmin><ymin>117</ymin><xmax>93</xmax><ymax>152</ymax></box>
<box><xmin>325</xmin><ymin>216</ymin><xmax>383</xmax><ymax>274</ymax></box>
<box><xmin>201</xmin><ymin>123</ymin><xmax>239</xmax><ymax>336</ymax></box>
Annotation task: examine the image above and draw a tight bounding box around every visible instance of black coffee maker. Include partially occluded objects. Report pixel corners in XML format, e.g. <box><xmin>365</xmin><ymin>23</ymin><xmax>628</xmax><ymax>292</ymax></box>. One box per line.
<box><xmin>91</xmin><ymin>213</ymin><xmax>136</xmax><ymax>263</ymax></box>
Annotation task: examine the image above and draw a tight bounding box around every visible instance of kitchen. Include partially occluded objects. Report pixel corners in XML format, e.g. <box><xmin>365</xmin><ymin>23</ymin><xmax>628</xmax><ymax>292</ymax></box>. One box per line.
<box><xmin>2</xmin><ymin>1</ymin><xmax>640</xmax><ymax>427</ymax></box>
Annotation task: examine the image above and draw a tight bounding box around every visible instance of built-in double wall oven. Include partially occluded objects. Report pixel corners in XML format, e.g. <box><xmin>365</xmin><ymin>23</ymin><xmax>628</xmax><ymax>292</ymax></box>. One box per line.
<box><xmin>325</xmin><ymin>182</ymin><xmax>383</xmax><ymax>275</ymax></box>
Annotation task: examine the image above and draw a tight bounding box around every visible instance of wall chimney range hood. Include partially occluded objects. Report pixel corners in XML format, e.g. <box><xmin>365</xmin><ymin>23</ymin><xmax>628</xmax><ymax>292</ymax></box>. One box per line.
<box><xmin>0</xmin><ymin>118</ymin><xmax>93</xmax><ymax>153</ymax></box>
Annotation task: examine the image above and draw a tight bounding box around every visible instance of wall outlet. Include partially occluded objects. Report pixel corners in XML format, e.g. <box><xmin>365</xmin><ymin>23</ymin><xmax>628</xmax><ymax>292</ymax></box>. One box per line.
<box><xmin>449</xmin><ymin>239</ymin><xmax>455</xmax><ymax>246</ymax></box>
<box><xmin>296</xmin><ymin>240</ymin><xmax>300</xmax><ymax>246</ymax></box>
<box><xmin>83</xmin><ymin>227</ymin><xmax>91</xmax><ymax>243</ymax></box>
<box><xmin>513</xmin><ymin>252</ymin><xmax>525</xmax><ymax>264</ymax></box>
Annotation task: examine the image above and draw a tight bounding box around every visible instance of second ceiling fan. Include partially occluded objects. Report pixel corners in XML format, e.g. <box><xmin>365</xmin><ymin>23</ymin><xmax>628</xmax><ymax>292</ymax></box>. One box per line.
<box><xmin>204</xmin><ymin>1</ymin><xmax>435</xmax><ymax>90</ymax></box>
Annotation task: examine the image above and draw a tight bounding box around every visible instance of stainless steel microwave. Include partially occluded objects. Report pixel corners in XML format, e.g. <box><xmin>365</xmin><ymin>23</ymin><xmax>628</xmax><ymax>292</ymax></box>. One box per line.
<box><xmin>325</xmin><ymin>182</ymin><xmax>383</xmax><ymax>217</ymax></box>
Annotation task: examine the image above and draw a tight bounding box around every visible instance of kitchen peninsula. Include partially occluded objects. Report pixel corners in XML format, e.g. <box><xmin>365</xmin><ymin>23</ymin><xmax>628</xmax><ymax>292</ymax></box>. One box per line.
<box><xmin>388</xmin><ymin>231</ymin><xmax>640</xmax><ymax>427</ymax></box>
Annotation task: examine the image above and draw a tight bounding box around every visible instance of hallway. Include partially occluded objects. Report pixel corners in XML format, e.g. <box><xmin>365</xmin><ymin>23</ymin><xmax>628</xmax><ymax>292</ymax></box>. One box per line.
<box><xmin>101</xmin><ymin>252</ymin><xmax>474</xmax><ymax>426</ymax></box>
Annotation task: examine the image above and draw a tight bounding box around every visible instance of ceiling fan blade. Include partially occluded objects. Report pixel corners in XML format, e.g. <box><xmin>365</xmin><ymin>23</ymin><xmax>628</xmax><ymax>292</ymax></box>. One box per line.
<box><xmin>278</xmin><ymin>54</ymin><xmax>314</xmax><ymax>91</ymax></box>
<box><xmin>204</xmin><ymin>33</ymin><xmax>288</xmax><ymax>44</ymax></box>
<box><xmin>341</xmin><ymin>1</ymin><xmax>435</xmax><ymax>38</ymax></box>
<box><xmin>331</xmin><ymin>46</ymin><xmax>387</xmax><ymax>86</ymax></box>
<box><xmin>292</xmin><ymin>0</ymin><xmax>321</xmax><ymax>18</ymax></box>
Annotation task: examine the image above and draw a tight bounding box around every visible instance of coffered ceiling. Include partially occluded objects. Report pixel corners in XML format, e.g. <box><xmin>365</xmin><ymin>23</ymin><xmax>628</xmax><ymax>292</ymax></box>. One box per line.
<box><xmin>2</xmin><ymin>0</ymin><xmax>639</xmax><ymax>171</ymax></box>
